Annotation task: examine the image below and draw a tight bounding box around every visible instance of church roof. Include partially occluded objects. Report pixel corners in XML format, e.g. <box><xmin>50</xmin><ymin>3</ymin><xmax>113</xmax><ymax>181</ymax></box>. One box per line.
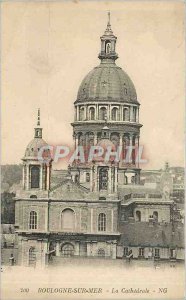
<box><xmin>119</xmin><ymin>222</ymin><xmax>184</xmax><ymax>248</ymax></box>
<box><xmin>75</xmin><ymin>13</ymin><xmax>138</xmax><ymax>105</ymax></box>
<box><xmin>24</xmin><ymin>138</ymin><xmax>49</xmax><ymax>159</ymax></box>
<box><xmin>76</xmin><ymin>63</ymin><xmax>138</xmax><ymax>104</ymax></box>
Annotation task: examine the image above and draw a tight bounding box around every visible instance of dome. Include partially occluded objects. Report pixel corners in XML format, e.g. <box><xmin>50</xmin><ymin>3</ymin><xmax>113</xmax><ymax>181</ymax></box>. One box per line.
<box><xmin>24</xmin><ymin>138</ymin><xmax>51</xmax><ymax>159</ymax></box>
<box><xmin>76</xmin><ymin>62</ymin><xmax>138</xmax><ymax>104</ymax></box>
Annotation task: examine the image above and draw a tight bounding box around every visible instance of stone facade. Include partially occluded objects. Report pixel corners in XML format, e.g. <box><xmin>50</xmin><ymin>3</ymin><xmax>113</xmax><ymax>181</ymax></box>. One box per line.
<box><xmin>14</xmin><ymin>15</ymin><xmax>184</xmax><ymax>268</ymax></box>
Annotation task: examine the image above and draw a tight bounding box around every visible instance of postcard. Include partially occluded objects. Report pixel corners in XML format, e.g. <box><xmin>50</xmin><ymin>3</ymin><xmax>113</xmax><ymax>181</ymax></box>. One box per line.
<box><xmin>1</xmin><ymin>1</ymin><xmax>185</xmax><ymax>299</ymax></box>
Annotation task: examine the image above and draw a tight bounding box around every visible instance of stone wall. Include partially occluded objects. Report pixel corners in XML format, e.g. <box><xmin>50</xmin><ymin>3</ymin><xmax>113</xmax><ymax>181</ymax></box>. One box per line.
<box><xmin>16</xmin><ymin>200</ymin><xmax>118</xmax><ymax>234</ymax></box>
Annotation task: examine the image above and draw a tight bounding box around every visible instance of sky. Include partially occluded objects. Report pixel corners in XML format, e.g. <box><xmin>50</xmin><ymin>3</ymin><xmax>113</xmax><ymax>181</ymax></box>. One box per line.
<box><xmin>2</xmin><ymin>0</ymin><xmax>185</xmax><ymax>170</ymax></box>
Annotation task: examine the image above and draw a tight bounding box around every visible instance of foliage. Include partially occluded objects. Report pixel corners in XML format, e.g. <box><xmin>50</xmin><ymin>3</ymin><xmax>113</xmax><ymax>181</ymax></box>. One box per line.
<box><xmin>1</xmin><ymin>192</ymin><xmax>15</xmax><ymax>224</ymax></box>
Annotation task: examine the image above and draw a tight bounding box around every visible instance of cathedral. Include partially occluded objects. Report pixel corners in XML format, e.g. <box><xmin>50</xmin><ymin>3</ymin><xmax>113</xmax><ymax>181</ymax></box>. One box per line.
<box><xmin>14</xmin><ymin>14</ymin><xmax>184</xmax><ymax>267</ymax></box>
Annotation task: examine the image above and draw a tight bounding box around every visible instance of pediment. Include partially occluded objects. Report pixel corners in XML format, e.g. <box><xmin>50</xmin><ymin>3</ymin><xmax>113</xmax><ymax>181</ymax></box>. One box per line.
<box><xmin>49</xmin><ymin>179</ymin><xmax>88</xmax><ymax>200</ymax></box>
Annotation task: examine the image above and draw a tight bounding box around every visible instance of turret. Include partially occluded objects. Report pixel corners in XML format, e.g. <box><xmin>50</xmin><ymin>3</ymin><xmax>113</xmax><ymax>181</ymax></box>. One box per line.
<box><xmin>22</xmin><ymin>109</ymin><xmax>52</xmax><ymax>193</ymax></box>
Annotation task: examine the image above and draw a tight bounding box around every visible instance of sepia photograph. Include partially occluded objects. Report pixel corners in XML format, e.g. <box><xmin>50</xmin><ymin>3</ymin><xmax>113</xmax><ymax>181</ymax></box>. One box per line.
<box><xmin>1</xmin><ymin>1</ymin><xmax>185</xmax><ymax>299</ymax></box>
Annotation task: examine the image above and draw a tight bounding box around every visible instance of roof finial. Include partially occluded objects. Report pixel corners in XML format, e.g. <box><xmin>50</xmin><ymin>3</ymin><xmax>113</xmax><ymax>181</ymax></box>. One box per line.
<box><xmin>37</xmin><ymin>108</ymin><xmax>40</xmax><ymax>126</ymax></box>
<box><xmin>108</xmin><ymin>11</ymin><xmax>111</xmax><ymax>26</ymax></box>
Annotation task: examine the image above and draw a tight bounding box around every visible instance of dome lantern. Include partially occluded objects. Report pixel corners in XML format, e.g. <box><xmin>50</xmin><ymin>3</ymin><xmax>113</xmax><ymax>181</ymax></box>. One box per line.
<box><xmin>98</xmin><ymin>12</ymin><xmax>118</xmax><ymax>62</ymax></box>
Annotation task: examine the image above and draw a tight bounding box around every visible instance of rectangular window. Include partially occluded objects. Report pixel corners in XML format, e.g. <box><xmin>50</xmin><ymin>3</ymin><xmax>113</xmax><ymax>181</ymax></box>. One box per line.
<box><xmin>170</xmin><ymin>249</ymin><xmax>176</xmax><ymax>258</ymax></box>
<box><xmin>98</xmin><ymin>213</ymin><xmax>106</xmax><ymax>231</ymax></box>
<box><xmin>139</xmin><ymin>247</ymin><xmax>144</xmax><ymax>257</ymax></box>
<box><xmin>29</xmin><ymin>211</ymin><xmax>37</xmax><ymax>229</ymax></box>
<box><xmin>154</xmin><ymin>248</ymin><xmax>160</xmax><ymax>258</ymax></box>
<box><xmin>123</xmin><ymin>247</ymin><xmax>128</xmax><ymax>257</ymax></box>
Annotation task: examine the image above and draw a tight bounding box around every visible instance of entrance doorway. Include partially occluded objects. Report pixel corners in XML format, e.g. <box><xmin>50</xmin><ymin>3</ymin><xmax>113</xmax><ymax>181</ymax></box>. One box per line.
<box><xmin>61</xmin><ymin>243</ymin><xmax>75</xmax><ymax>257</ymax></box>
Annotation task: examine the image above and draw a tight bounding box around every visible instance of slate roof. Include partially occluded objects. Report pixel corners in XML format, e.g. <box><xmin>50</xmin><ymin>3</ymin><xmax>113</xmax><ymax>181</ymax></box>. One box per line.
<box><xmin>118</xmin><ymin>222</ymin><xmax>184</xmax><ymax>248</ymax></box>
<box><xmin>75</xmin><ymin>63</ymin><xmax>138</xmax><ymax>104</ymax></box>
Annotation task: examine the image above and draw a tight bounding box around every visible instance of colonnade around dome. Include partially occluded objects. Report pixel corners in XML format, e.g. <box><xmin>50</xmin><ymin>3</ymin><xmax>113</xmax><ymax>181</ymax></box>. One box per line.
<box><xmin>74</xmin><ymin>103</ymin><xmax>139</xmax><ymax>123</ymax></box>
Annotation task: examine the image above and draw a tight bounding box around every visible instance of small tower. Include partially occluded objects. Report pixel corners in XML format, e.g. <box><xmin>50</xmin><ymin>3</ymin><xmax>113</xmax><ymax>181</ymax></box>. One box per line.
<box><xmin>98</xmin><ymin>12</ymin><xmax>118</xmax><ymax>62</ymax></box>
<box><xmin>22</xmin><ymin>109</ymin><xmax>52</xmax><ymax>197</ymax></box>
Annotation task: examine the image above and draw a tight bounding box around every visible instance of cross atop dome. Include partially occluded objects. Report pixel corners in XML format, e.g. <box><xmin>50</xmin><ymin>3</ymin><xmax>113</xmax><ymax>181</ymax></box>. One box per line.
<box><xmin>98</xmin><ymin>12</ymin><xmax>118</xmax><ymax>62</ymax></box>
<box><xmin>34</xmin><ymin>108</ymin><xmax>43</xmax><ymax>138</ymax></box>
<box><xmin>37</xmin><ymin>108</ymin><xmax>41</xmax><ymax>126</ymax></box>
<box><xmin>104</xmin><ymin>11</ymin><xmax>113</xmax><ymax>35</ymax></box>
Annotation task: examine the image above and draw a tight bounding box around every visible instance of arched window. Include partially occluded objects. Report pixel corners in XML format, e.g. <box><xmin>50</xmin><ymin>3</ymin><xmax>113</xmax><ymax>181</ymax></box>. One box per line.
<box><xmin>61</xmin><ymin>209</ymin><xmax>75</xmax><ymax>231</ymax></box>
<box><xmin>153</xmin><ymin>211</ymin><xmax>158</xmax><ymax>222</ymax></box>
<box><xmin>99</xmin><ymin>107</ymin><xmax>107</xmax><ymax>120</ymax></box>
<box><xmin>29</xmin><ymin>211</ymin><xmax>37</xmax><ymax>229</ymax></box>
<box><xmin>89</xmin><ymin>107</ymin><xmax>95</xmax><ymax>120</ymax></box>
<box><xmin>74</xmin><ymin>174</ymin><xmax>79</xmax><ymax>183</ymax></box>
<box><xmin>79</xmin><ymin>107</ymin><xmax>84</xmax><ymax>121</ymax></box>
<box><xmin>123</xmin><ymin>107</ymin><xmax>129</xmax><ymax>121</ymax></box>
<box><xmin>30</xmin><ymin>166</ymin><xmax>40</xmax><ymax>189</ymax></box>
<box><xmin>61</xmin><ymin>243</ymin><xmax>74</xmax><ymax>257</ymax></box>
<box><xmin>86</xmin><ymin>173</ymin><xmax>90</xmax><ymax>182</ymax></box>
<box><xmin>105</xmin><ymin>40</ymin><xmax>111</xmax><ymax>54</ymax></box>
<box><xmin>98</xmin><ymin>248</ymin><xmax>105</xmax><ymax>257</ymax></box>
<box><xmin>111</xmin><ymin>133</ymin><xmax>119</xmax><ymax>146</ymax></box>
<box><xmin>111</xmin><ymin>107</ymin><xmax>118</xmax><ymax>121</ymax></box>
<box><xmin>136</xmin><ymin>211</ymin><xmax>141</xmax><ymax>222</ymax></box>
<box><xmin>49</xmin><ymin>242</ymin><xmax>56</xmax><ymax>260</ymax></box>
<box><xmin>78</xmin><ymin>133</ymin><xmax>84</xmax><ymax>146</ymax></box>
<box><xmin>124</xmin><ymin>175</ymin><xmax>128</xmax><ymax>185</ymax></box>
<box><xmin>29</xmin><ymin>247</ymin><xmax>36</xmax><ymax>266</ymax></box>
<box><xmin>98</xmin><ymin>213</ymin><xmax>106</xmax><ymax>231</ymax></box>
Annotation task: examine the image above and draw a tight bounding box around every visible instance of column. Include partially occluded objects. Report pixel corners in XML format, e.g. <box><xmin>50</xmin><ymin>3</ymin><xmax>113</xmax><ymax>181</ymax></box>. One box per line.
<box><xmin>120</xmin><ymin>105</ymin><xmax>123</xmax><ymax>121</ymax></box>
<box><xmin>77</xmin><ymin>105</ymin><xmax>79</xmax><ymax>121</ymax></box>
<box><xmin>94</xmin><ymin>166</ymin><xmax>98</xmax><ymax>191</ymax></box>
<box><xmin>112</xmin><ymin>241</ymin><xmax>117</xmax><ymax>259</ymax></box>
<box><xmin>73</xmin><ymin>133</ymin><xmax>75</xmax><ymax>148</ymax></box>
<box><xmin>87</xmin><ymin>242</ymin><xmax>91</xmax><ymax>257</ymax></box>
<box><xmin>119</xmin><ymin>134</ymin><xmax>123</xmax><ymax>146</ymax></box>
<box><xmin>22</xmin><ymin>165</ymin><xmax>25</xmax><ymax>188</ymax></box>
<box><xmin>111</xmin><ymin>40</ymin><xmax>115</xmax><ymax>52</ymax></box>
<box><xmin>90</xmin><ymin>208</ymin><xmax>93</xmax><ymax>233</ymax></box>
<box><xmin>108</xmin><ymin>167</ymin><xmax>112</xmax><ymax>194</ymax></box>
<box><xmin>101</xmin><ymin>40</ymin><xmax>104</xmax><ymax>52</ymax></box>
<box><xmin>75</xmin><ymin>242</ymin><xmax>80</xmax><ymax>256</ymax></box>
<box><xmin>90</xmin><ymin>168</ymin><xmax>93</xmax><ymax>192</ymax></box>
<box><xmin>119</xmin><ymin>133</ymin><xmax>123</xmax><ymax>161</ymax></box>
<box><xmin>130</xmin><ymin>106</ymin><xmax>133</xmax><ymax>122</ymax></box>
<box><xmin>136</xmin><ymin>135</ymin><xmax>140</xmax><ymax>168</ymax></box>
<box><xmin>84</xmin><ymin>105</ymin><xmax>86</xmax><ymax>120</ymax></box>
<box><xmin>137</xmin><ymin>107</ymin><xmax>139</xmax><ymax>123</ymax></box>
<box><xmin>74</xmin><ymin>107</ymin><xmax>77</xmax><ymax>121</ymax></box>
<box><xmin>26</xmin><ymin>165</ymin><xmax>29</xmax><ymax>190</ymax></box>
<box><xmin>114</xmin><ymin>166</ymin><xmax>118</xmax><ymax>193</ymax></box>
<box><xmin>109</xmin><ymin>105</ymin><xmax>111</xmax><ymax>120</ymax></box>
<box><xmin>40</xmin><ymin>165</ymin><xmax>43</xmax><ymax>190</ymax></box>
<box><xmin>75</xmin><ymin>135</ymin><xmax>78</xmax><ymax>148</ymax></box>
<box><xmin>93</xmin><ymin>132</ymin><xmax>97</xmax><ymax>145</ymax></box>
<box><xmin>46</xmin><ymin>165</ymin><xmax>50</xmax><ymax>190</ymax></box>
<box><xmin>111</xmin><ymin>209</ymin><xmax>114</xmax><ymax>232</ymax></box>
<box><xmin>96</xmin><ymin>104</ymin><xmax>99</xmax><ymax>120</ymax></box>
<box><xmin>129</xmin><ymin>134</ymin><xmax>133</xmax><ymax>164</ymax></box>
<box><xmin>134</xmin><ymin>135</ymin><xmax>139</xmax><ymax>167</ymax></box>
<box><xmin>56</xmin><ymin>241</ymin><xmax>60</xmax><ymax>256</ymax></box>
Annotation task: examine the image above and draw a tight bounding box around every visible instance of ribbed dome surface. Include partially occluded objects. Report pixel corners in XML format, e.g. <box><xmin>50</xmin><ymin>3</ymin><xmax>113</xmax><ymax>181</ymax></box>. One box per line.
<box><xmin>24</xmin><ymin>138</ymin><xmax>50</xmax><ymax>158</ymax></box>
<box><xmin>76</xmin><ymin>62</ymin><xmax>138</xmax><ymax>104</ymax></box>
